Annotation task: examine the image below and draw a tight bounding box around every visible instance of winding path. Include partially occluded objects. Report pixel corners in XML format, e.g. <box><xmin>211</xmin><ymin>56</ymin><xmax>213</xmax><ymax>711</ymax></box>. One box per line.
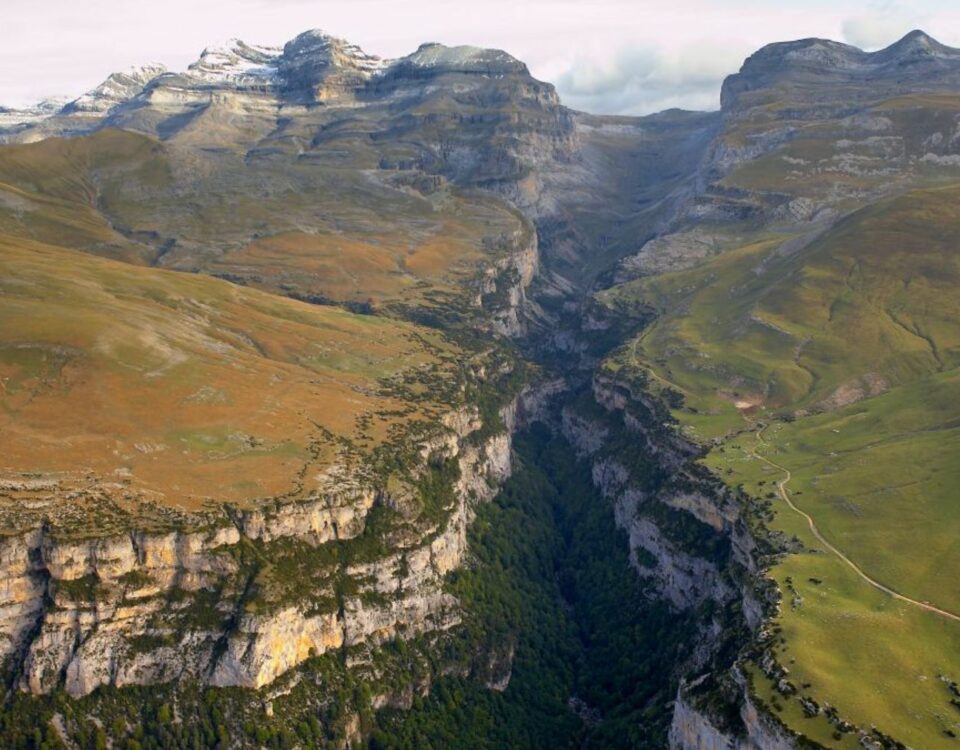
<box><xmin>751</xmin><ymin>424</ymin><xmax>960</xmax><ymax>624</ymax></box>
<box><xmin>629</xmin><ymin>333</ymin><xmax>687</xmax><ymax>397</ymax></box>
<box><xmin>626</xmin><ymin>332</ymin><xmax>960</xmax><ymax>623</ymax></box>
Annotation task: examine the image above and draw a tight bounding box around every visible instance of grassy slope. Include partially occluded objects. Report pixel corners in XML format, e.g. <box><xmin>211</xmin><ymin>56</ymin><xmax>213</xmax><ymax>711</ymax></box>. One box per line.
<box><xmin>601</xmin><ymin>184</ymin><xmax>960</xmax><ymax>747</ymax></box>
<box><xmin>0</xmin><ymin>234</ymin><xmax>458</xmax><ymax>518</ymax></box>
<box><xmin>0</xmin><ymin>125</ymin><xmax>534</xmax><ymax>525</ymax></box>
<box><xmin>0</xmin><ymin>130</ymin><xmax>161</xmax><ymax>263</ymax></box>
<box><xmin>0</xmin><ymin>129</ymin><xmax>529</xmax><ymax>310</ymax></box>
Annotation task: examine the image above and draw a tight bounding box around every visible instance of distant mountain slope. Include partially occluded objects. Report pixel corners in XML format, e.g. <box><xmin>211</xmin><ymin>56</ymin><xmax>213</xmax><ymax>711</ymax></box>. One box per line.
<box><xmin>0</xmin><ymin>128</ymin><xmax>536</xmax><ymax>329</ymax></box>
<box><xmin>606</xmin><ymin>183</ymin><xmax>960</xmax><ymax>419</ymax></box>
<box><xmin>598</xmin><ymin>32</ymin><xmax>960</xmax><ymax>750</ymax></box>
<box><xmin>0</xmin><ymin>29</ymin><xmax>718</xmax><ymax>294</ymax></box>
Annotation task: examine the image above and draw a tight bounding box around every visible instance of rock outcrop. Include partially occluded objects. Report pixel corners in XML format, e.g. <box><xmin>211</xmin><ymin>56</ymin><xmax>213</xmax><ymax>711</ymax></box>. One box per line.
<box><xmin>0</xmin><ymin>402</ymin><xmax>517</xmax><ymax>697</ymax></box>
<box><xmin>669</xmin><ymin>680</ymin><xmax>795</xmax><ymax>750</ymax></box>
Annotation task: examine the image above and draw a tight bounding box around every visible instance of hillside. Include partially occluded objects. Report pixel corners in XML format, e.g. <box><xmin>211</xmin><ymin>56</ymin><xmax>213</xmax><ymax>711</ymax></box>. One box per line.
<box><xmin>0</xmin><ymin>234</ymin><xmax>464</xmax><ymax>518</ymax></box>
<box><xmin>599</xmin><ymin>50</ymin><xmax>960</xmax><ymax>749</ymax></box>
<box><xmin>1</xmin><ymin>25</ymin><xmax>959</xmax><ymax>750</ymax></box>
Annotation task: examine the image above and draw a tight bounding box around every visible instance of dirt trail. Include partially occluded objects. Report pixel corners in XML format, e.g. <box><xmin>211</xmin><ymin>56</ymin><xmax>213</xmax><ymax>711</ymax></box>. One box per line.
<box><xmin>629</xmin><ymin>334</ymin><xmax>687</xmax><ymax>397</ymax></box>
<box><xmin>752</xmin><ymin>424</ymin><xmax>960</xmax><ymax>624</ymax></box>
<box><xmin>627</xmin><ymin>334</ymin><xmax>960</xmax><ymax>624</ymax></box>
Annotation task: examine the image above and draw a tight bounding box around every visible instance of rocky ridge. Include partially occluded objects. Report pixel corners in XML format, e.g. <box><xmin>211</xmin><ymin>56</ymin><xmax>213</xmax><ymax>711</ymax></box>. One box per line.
<box><xmin>0</xmin><ymin>392</ymin><xmax>538</xmax><ymax>698</ymax></box>
<box><xmin>616</xmin><ymin>31</ymin><xmax>960</xmax><ymax>283</ymax></box>
<box><xmin>0</xmin><ymin>30</ymin><xmax>543</xmax><ymax>143</ymax></box>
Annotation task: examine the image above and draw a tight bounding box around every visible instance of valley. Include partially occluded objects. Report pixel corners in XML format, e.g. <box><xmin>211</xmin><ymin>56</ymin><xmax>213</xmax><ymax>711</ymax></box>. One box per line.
<box><xmin>0</xmin><ymin>24</ymin><xmax>958</xmax><ymax>750</ymax></box>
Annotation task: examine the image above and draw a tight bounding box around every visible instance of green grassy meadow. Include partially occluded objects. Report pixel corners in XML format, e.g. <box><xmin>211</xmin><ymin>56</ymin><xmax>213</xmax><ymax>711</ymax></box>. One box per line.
<box><xmin>603</xmin><ymin>183</ymin><xmax>960</xmax><ymax>747</ymax></box>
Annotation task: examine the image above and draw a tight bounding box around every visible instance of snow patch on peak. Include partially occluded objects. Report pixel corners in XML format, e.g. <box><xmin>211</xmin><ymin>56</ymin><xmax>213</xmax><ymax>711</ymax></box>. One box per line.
<box><xmin>188</xmin><ymin>39</ymin><xmax>281</xmax><ymax>83</ymax></box>
<box><xmin>199</xmin><ymin>38</ymin><xmax>282</xmax><ymax>62</ymax></box>
<box><xmin>282</xmin><ymin>29</ymin><xmax>387</xmax><ymax>75</ymax></box>
<box><xmin>7</xmin><ymin>97</ymin><xmax>69</xmax><ymax>115</ymax></box>
<box><xmin>286</xmin><ymin>29</ymin><xmax>339</xmax><ymax>48</ymax></box>
<box><xmin>66</xmin><ymin>64</ymin><xmax>168</xmax><ymax>114</ymax></box>
<box><xmin>401</xmin><ymin>43</ymin><xmax>526</xmax><ymax>73</ymax></box>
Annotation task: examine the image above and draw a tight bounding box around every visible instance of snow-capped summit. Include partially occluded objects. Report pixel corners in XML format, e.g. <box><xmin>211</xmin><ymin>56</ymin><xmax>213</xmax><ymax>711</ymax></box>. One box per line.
<box><xmin>187</xmin><ymin>39</ymin><xmax>282</xmax><ymax>84</ymax></box>
<box><xmin>280</xmin><ymin>30</ymin><xmax>387</xmax><ymax>80</ymax></box>
<box><xmin>400</xmin><ymin>43</ymin><xmax>527</xmax><ymax>74</ymax></box>
<box><xmin>63</xmin><ymin>64</ymin><xmax>167</xmax><ymax>114</ymax></box>
<box><xmin>0</xmin><ymin>28</ymin><xmax>548</xmax><ymax>141</ymax></box>
<box><xmin>274</xmin><ymin>30</ymin><xmax>388</xmax><ymax>103</ymax></box>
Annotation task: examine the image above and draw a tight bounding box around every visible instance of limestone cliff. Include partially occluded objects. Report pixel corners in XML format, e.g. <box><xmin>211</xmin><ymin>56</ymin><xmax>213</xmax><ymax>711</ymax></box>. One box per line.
<box><xmin>559</xmin><ymin>366</ymin><xmax>780</xmax><ymax>747</ymax></box>
<box><xmin>669</xmin><ymin>679</ymin><xmax>795</xmax><ymax>750</ymax></box>
<box><xmin>0</xmin><ymin>402</ymin><xmax>518</xmax><ymax>698</ymax></box>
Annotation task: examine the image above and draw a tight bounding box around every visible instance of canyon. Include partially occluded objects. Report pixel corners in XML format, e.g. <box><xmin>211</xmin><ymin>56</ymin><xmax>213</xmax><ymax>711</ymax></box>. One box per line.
<box><xmin>1</xmin><ymin>26</ymin><xmax>959</xmax><ymax>750</ymax></box>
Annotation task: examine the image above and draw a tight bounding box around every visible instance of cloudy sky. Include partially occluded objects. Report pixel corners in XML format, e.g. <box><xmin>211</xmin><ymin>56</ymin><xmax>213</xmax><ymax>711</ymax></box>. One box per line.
<box><xmin>3</xmin><ymin>0</ymin><xmax>960</xmax><ymax>115</ymax></box>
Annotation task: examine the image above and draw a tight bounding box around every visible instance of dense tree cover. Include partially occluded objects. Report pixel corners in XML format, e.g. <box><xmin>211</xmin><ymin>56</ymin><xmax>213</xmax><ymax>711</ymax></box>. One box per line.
<box><xmin>0</xmin><ymin>427</ymin><xmax>699</xmax><ymax>749</ymax></box>
<box><xmin>371</xmin><ymin>425</ymin><xmax>698</xmax><ymax>749</ymax></box>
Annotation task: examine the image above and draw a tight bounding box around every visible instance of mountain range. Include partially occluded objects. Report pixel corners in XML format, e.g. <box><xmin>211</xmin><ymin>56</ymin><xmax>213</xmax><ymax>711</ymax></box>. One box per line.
<box><xmin>0</xmin><ymin>26</ymin><xmax>958</xmax><ymax>750</ymax></box>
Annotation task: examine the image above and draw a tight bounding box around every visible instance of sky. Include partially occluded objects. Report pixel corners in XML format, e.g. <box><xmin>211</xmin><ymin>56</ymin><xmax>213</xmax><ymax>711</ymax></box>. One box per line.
<box><xmin>3</xmin><ymin>0</ymin><xmax>960</xmax><ymax>115</ymax></box>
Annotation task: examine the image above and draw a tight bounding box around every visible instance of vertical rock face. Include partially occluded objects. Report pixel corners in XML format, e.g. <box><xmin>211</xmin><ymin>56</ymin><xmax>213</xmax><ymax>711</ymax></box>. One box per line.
<box><xmin>482</xmin><ymin>227</ymin><xmax>541</xmax><ymax>337</ymax></box>
<box><xmin>669</xmin><ymin>685</ymin><xmax>795</xmax><ymax>750</ymax></box>
<box><xmin>0</xmin><ymin>403</ymin><xmax>518</xmax><ymax>698</ymax></box>
<box><xmin>562</xmin><ymin>384</ymin><xmax>742</xmax><ymax>613</ymax></box>
<box><xmin>559</xmin><ymin>364</ymin><xmax>777</xmax><ymax>746</ymax></box>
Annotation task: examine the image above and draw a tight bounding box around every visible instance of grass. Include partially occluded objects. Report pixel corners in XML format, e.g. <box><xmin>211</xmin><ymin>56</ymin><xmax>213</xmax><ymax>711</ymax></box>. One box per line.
<box><xmin>0</xmin><ymin>125</ymin><xmax>536</xmax><ymax>531</ymax></box>
<box><xmin>760</xmin><ymin>373</ymin><xmax>960</xmax><ymax>612</ymax></box>
<box><xmin>742</xmin><ymin>663</ymin><xmax>861</xmax><ymax>750</ymax></box>
<box><xmin>760</xmin><ymin>494</ymin><xmax>960</xmax><ymax>749</ymax></box>
<box><xmin>0</xmin><ymin>129</ymin><xmax>168</xmax><ymax>264</ymax></box>
<box><xmin>602</xmin><ymin>183</ymin><xmax>960</xmax><ymax>747</ymax></box>
<box><xmin>0</xmin><ymin>233</ymin><xmax>462</xmax><ymax>518</ymax></box>
<box><xmin>706</xmin><ymin>401</ymin><xmax>960</xmax><ymax>748</ymax></box>
<box><xmin>0</xmin><ymin>128</ymin><xmax>532</xmax><ymax>313</ymax></box>
<box><xmin>602</xmin><ymin>183</ymin><xmax>960</xmax><ymax>428</ymax></box>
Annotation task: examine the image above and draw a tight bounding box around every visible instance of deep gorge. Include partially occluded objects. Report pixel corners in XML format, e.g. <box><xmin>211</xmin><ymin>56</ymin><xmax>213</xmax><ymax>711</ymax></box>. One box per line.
<box><xmin>0</xmin><ymin>419</ymin><xmax>709</xmax><ymax>750</ymax></box>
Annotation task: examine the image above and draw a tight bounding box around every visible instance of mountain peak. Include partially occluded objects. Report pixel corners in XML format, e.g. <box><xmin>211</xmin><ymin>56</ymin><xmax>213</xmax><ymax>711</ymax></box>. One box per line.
<box><xmin>63</xmin><ymin>63</ymin><xmax>167</xmax><ymax>114</ymax></box>
<box><xmin>874</xmin><ymin>29</ymin><xmax>958</xmax><ymax>61</ymax></box>
<box><xmin>399</xmin><ymin>42</ymin><xmax>527</xmax><ymax>75</ymax></box>
<box><xmin>2</xmin><ymin>28</ymin><xmax>543</xmax><ymax>134</ymax></box>
<box><xmin>188</xmin><ymin>39</ymin><xmax>281</xmax><ymax>83</ymax></box>
<box><xmin>278</xmin><ymin>28</ymin><xmax>385</xmax><ymax>98</ymax></box>
<box><xmin>900</xmin><ymin>29</ymin><xmax>936</xmax><ymax>44</ymax></box>
<box><xmin>286</xmin><ymin>28</ymin><xmax>340</xmax><ymax>48</ymax></box>
<box><xmin>722</xmin><ymin>29</ymin><xmax>960</xmax><ymax>112</ymax></box>
<box><xmin>281</xmin><ymin>28</ymin><xmax>381</xmax><ymax>65</ymax></box>
<box><xmin>742</xmin><ymin>37</ymin><xmax>864</xmax><ymax>72</ymax></box>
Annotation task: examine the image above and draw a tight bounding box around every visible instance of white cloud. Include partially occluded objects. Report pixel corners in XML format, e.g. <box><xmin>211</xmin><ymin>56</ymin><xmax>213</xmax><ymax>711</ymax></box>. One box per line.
<box><xmin>1</xmin><ymin>0</ymin><xmax>959</xmax><ymax>115</ymax></box>
<box><xmin>841</xmin><ymin>2</ymin><xmax>925</xmax><ymax>49</ymax></box>
<box><xmin>557</xmin><ymin>41</ymin><xmax>751</xmax><ymax>115</ymax></box>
